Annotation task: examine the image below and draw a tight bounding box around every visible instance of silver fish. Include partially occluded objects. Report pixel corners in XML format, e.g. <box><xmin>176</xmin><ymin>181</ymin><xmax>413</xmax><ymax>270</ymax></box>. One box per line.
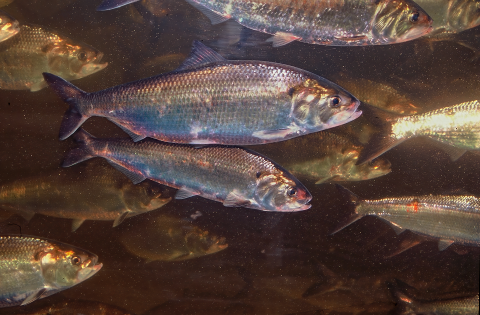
<box><xmin>0</xmin><ymin>10</ymin><xmax>19</xmax><ymax>42</ymax></box>
<box><xmin>97</xmin><ymin>0</ymin><xmax>433</xmax><ymax>46</ymax></box>
<box><xmin>334</xmin><ymin>185</ymin><xmax>480</xmax><ymax>251</ymax></box>
<box><xmin>0</xmin><ymin>235</ymin><xmax>102</xmax><ymax>308</ymax></box>
<box><xmin>119</xmin><ymin>213</ymin><xmax>228</xmax><ymax>262</ymax></box>
<box><xmin>44</xmin><ymin>41</ymin><xmax>360</xmax><ymax>145</ymax></box>
<box><xmin>0</xmin><ymin>24</ymin><xmax>107</xmax><ymax>91</ymax></box>
<box><xmin>0</xmin><ymin>162</ymin><xmax>172</xmax><ymax>231</ymax></box>
<box><xmin>62</xmin><ymin>129</ymin><xmax>312</xmax><ymax>212</ymax></box>
<box><xmin>357</xmin><ymin>101</ymin><xmax>480</xmax><ymax>164</ymax></box>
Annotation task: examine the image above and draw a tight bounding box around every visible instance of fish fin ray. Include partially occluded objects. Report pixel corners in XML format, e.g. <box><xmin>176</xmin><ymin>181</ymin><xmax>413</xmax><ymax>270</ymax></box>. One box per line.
<box><xmin>386</xmin><ymin>221</ymin><xmax>404</xmax><ymax>235</ymax></box>
<box><xmin>357</xmin><ymin>133</ymin><xmax>405</xmax><ymax>165</ymax></box>
<box><xmin>174</xmin><ymin>40</ymin><xmax>226</xmax><ymax>72</ymax></box>
<box><xmin>113</xmin><ymin>211</ymin><xmax>131</xmax><ymax>227</ymax></box>
<box><xmin>429</xmin><ymin>140</ymin><xmax>466</xmax><ymax>161</ymax></box>
<box><xmin>315</xmin><ymin>175</ymin><xmax>340</xmax><ymax>185</ymax></box>
<box><xmin>266</xmin><ymin>32</ymin><xmax>300</xmax><ymax>47</ymax></box>
<box><xmin>185</xmin><ymin>0</ymin><xmax>230</xmax><ymax>25</ymax></box>
<box><xmin>108</xmin><ymin>119</ymin><xmax>146</xmax><ymax>142</ymax></box>
<box><xmin>438</xmin><ymin>239</ymin><xmax>454</xmax><ymax>251</ymax></box>
<box><xmin>224</xmin><ymin>191</ymin><xmax>251</xmax><ymax>207</ymax></box>
<box><xmin>30</xmin><ymin>80</ymin><xmax>47</xmax><ymax>92</ymax></box>
<box><xmin>21</xmin><ymin>288</ymin><xmax>47</xmax><ymax>306</ymax></box>
<box><xmin>330</xmin><ymin>213</ymin><xmax>363</xmax><ymax>235</ymax></box>
<box><xmin>71</xmin><ymin>219</ymin><xmax>86</xmax><ymax>232</ymax></box>
<box><xmin>107</xmin><ymin>161</ymin><xmax>146</xmax><ymax>184</ymax></box>
<box><xmin>96</xmin><ymin>0</ymin><xmax>140</xmax><ymax>11</ymax></box>
<box><xmin>175</xmin><ymin>187</ymin><xmax>201</xmax><ymax>200</ymax></box>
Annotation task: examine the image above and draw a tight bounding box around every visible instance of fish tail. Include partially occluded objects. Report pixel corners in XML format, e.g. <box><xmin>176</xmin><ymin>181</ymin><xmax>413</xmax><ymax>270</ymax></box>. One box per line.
<box><xmin>62</xmin><ymin>129</ymin><xmax>97</xmax><ymax>167</ymax></box>
<box><xmin>331</xmin><ymin>185</ymin><xmax>363</xmax><ymax>234</ymax></box>
<box><xmin>356</xmin><ymin>104</ymin><xmax>407</xmax><ymax>165</ymax></box>
<box><xmin>42</xmin><ymin>73</ymin><xmax>89</xmax><ymax>141</ymax></box>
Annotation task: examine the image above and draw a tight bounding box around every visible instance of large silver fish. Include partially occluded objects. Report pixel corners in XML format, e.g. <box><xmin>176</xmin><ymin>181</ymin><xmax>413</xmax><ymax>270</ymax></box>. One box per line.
<box><xmin>119</xmin><ymin>213</ymin><xmax>228</xmax><ymax>262</ymax></box>
<box><xmin>97</xmin><ymin>0</ymin><xmax>433</xmax><ymax>46</ymax></box>
<box><xmin>62</xmin><ymin>129</ymin><xmax>312</xmax><ymax>212</ymax></box>
<box><xmin>0</xmin><ymin>10</ymin><xmax>19</xmax><ymax>42</ymax></box>
<box><xmin>357</xmin><ymin>101</ymin><xmax>480</xmax><ymax>164</ymax></box>
<box><xmin>44</xmin><ymin>41</ymin><xmax>360</xmax><ymax>145</ymax></box>
<box><xmin>0</xmin><ymin>162</ymin><xmax>172</xmax><ymax>231</ymax></box>
<box><xmin>334</xmin><ymin>185</ymin><xmax>480</xmax><ymax>251</ymax></box>
<box><xmin>0</xmin><ymin>235</ymin><xmax>102</xmax><ymax>308</ymax></box>
<box><xmin>0</xmin><ymin>24</ymin><xmax>107</xmax><ymax>92</ymax></box>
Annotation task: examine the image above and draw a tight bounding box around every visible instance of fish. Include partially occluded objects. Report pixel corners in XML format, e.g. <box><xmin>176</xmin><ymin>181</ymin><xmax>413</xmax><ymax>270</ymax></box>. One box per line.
<box><xmin>396</xmin><ymin>293</ymin><xmax>480</xmax><ymax>315</ymax></box>
<box><xmin>333</xmin><ymin>75</ymin><xmax>419</xmax><ymax>115</ymax></box>
<box><xmin>97</xmin><ymin>0</ymin><xmax>433</xmax><ymax>46</ymax></box>
<box><xmin>0</xmin><ymin>0</ymin><xmax>13</xmax><ymax>8</ymax></box>
<box><xmin>334</xmin><ymin>185</ymin><xmax>480</xmax><ymax>251</ymax></box>
<box><xmin>255</xmin><ymin>132</ymin><xmax>391</xmax><ymax>184</ymax></box>
<box><xmin>1</xmin><ymin>299</ymin><xmax>133</xmax><ymax>315</ymax></box>
<box><xmin>43</xmin><ymin>40</ymin><xmax>361</xmax><ymax>144</ymax></box>
<box><xmin>356</xmin><ymin>101</ymin><xmax>480</xmax><ymax>164</ymax></box>
<box><xmin>0</xmin><ymin>10</ymin><xmax>19</xmax><ymax>43</ymax></box>
<box><xmin>0</xmin><ymin>235</ymin><xmax>102</xmax><ymax>308</ymax></box>
<box><xmin>0</xmin><ymin>24</ymin><xmax>107</xmax><ymax>92</ymax></box>
<box><xmin>119</xmin><ymin>213</ymin><xmax>228</xmax><ymax>262</ymax></box>
<box><xmin>62</xmin><ymin>129</ymin><xmax>312</xmax><ymax>212</ymax></box>
<box><xmin>0</xmin><ymin>162</ymin><xmax>172</xmax><ymax>231</ymax></box>
<box><xmin>416</xmin><ymin>0</ymin><xmax>480</xmax><ymax>36</ymax></box>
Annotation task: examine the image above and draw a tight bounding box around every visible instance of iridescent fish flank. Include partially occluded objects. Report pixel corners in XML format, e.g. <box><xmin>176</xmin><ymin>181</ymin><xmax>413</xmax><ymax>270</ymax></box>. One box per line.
<box><xmin>334</xmin><ymin>185</ymin><xmax>480</xmax><ymax>251</ymax></box>
<box><xmin>44</xmin><ymin>41</ymin><xmax>360</xmax><ymax>145</ymax></box>
<box><xmin>62</xmin><ymin>129</ymin><xmax>312</xmax><ymax>212</ymax></box>
<box><xmin>97</xmin><ymin>0</ymin><xmax>433</xmax><ymax>46</ymax></box>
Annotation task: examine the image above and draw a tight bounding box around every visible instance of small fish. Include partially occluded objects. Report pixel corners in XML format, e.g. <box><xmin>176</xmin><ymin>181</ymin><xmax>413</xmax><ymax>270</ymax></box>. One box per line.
<box><xmin>334</xmin><ymin>185</ymin><xmax>480</xmax><ymax>251</ymax></box>
<box><xmin>62</xmin><ymin>129</ymin><xmax>312</xmax><ymax>212</ymax></box>
<box><xmin>0</xmin><ymin>10</ymin><xmax>19</xmax><ymax>42</ymax></box>
<box><xmin>416</xmin><ymin>0</ymin><xmax>480</xmax><ymax>36</ymax></box>
<box><xmin>44</xmin><ymin>41</ymin><xmax>360</xmax><ymax>144</ymax></box>
<box><xmin>1</xmin><ymin>300</ymin><xmax>132</xmax><ymax>315</ymax></box>
<box><xmin>0</xmin><ymin>162</ymin><xmax>172</xmax><ymax>231</ymax></box>
<box><xmin>357</xmin><ymin>101</ymin><xmax>480</xmax><ymax>164</ymax></box>
<box><xmin>0</xmin><ymin>24</ymin><xmax>107</xmax><ymax>92</ymax></box>
<box><xmin>120</xmin><ymin>213</ymin><xmax>228</xmax><ymax>262</ymax></box>
<box><xmin>333</xmin><ymin>75</ymin><xmax>419</xmax><ymax>115</ymax></box>
<box><xmin>256</xmin><ymin>132</ymin><xmax>391</xmax><ymax>184</ymax></box>
<box><xmin>97</xmin><ymin>0</ymin><xmax>433</xmax><ymax>46</ymax></box>
<box><xmin>0</xmin><ymin>235</ymin><xmax>102</xmax><ymax>308</ymax></box>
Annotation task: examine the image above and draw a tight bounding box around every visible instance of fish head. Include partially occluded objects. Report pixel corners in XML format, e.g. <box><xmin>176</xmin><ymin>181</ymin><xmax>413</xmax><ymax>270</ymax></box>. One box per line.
<box><xmin>291</xmin><ymin>79</ymin><xmax>361</xmax><ymax>131</ymax></box>
<box><xmin>253</xmin><ymin>168</ymin><xmax>312</xmax><ymax>212</ymax></box>
<box><xmin>445</xmin><ymin>0</ymin><xmax>480</xmax><ymax>32</ymax></box>
<box><xmin>372</xmin><ymin>0</ymin><xmax>433</xmax><ymax>43</ymax></box>
<box><xmin>0</xmin><ymin>10</ymin><xmax>20</xmax><ymax>42</ymax></box>
<box><xmin>46</xmin><ymin>40</ymin><xmax>108</xmax><ymax>81</ymax></box>
<box><xmin>38</xmin><ymin>243</ymin><xmax>102</xmax><ymax>289</ymax></box>
<box><xmin>183</xmin><ymin>230</ymin><xmax>228</xmax><ymax>260</ymax></box>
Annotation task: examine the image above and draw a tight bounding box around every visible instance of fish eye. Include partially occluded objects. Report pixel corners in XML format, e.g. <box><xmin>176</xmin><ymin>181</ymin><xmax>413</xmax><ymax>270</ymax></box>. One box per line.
<box><xmin>77</xmin><ymin>51</ymin><xmax>87</xmax><ymax>61</ymax></box>
<box><xmin>410</xmin><ymin>11</ymin><xmax>420</xmax><ymax>23</ymax></box>
<box><xmin>256</xmin><ymin>171</ymin><xmax>262</xmax><ymax>178</ymax></box>
<box><xmin>71</xmin><ymin>256</ymin><xmax>82</xmax><ymax>265</ymax></box>
<box><xmin>287</xmin><ymin>187</ymin><xmax>297</xmax><ymax>196</ymax></box>
<box><xmin>329</xmin><ymin>96</ymin><xmax>341</xmax><ymax>108</ymax></box>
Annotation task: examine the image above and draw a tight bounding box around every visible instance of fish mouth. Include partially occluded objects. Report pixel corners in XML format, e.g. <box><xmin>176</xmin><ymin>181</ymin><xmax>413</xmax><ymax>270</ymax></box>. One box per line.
<box><xmin>78</xmin><ymin>256</ymin><xmax>102</xmax><ymax>281</ymax></box>
<box><xmin>0</xmin><ymin>20</ymin><xmax>20</xmax><ymax>41</ymax></box>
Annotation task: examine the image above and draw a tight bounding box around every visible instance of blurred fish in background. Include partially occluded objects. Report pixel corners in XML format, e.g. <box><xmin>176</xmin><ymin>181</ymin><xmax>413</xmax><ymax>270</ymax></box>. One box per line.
<box><xmin>0</xmin><ymin>162</ymin><xmax>172</xmax><ymax>231</ymax></box>
<box><xmin>0</xmin><ymin>235</ymin><xmax>102</xmax><ymax>308</ymax></box>
<box><xmin>0</xmin><ymin>24</ymin><xmax>107</xmax><ymax>91</ymax></box>
<box><xmin>97</xmin><ymin>0</ymin><xmax>433</xmax><ymax>46</ymax></box>
<box><xmin>119</xmin><ymin>213</ymin><xmax>228</xmax><ymax>262</ymax></box>
<box><xmin>0</xmin><ymin>0</ymin><xmax>13</xmax><ymax>8</ymax></box>
<box><xmin>0</xmin><ymin>10</ymin><xmax>19</xmax><ymax>42</ymax></box>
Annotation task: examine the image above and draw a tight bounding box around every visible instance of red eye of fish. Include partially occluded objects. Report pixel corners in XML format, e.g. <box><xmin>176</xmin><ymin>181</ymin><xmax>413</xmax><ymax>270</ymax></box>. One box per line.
<box><xmin>71</xmin><ymin>256</ymin><xmax>82</xmax><ymax>265</ymax></box>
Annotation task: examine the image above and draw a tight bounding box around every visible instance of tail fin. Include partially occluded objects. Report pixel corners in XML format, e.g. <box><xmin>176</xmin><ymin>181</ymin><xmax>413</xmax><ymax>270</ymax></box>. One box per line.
<box><xmin>331</xmin><ymin>185</ymin><xmax>363</xmax><ymax>234</ymax></box>
<box><xmin>42</xmin><ymin>73</ymin><xmax>88</xmax><ymax>141</ymax></box>
<box><xmin>62</xmin><ymin>129</ymin><xmax>97</xmax><ymax>167</ymax></box>
<box><xmin>356</xmin><ymin>104</ymin><xmax>408</xmax><ymax>165</ymax></box>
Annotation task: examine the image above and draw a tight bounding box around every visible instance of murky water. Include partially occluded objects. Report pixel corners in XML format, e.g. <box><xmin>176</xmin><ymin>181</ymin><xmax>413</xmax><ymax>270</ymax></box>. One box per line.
<box><xmin>0</xmin><ymin>0</ymin><xmax>479</xmax><ymax>314</ymax></box>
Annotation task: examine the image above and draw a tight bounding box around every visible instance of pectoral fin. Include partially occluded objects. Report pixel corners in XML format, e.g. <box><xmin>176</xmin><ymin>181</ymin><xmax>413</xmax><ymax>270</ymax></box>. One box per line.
<box><xmin>21</xmin><ymin>288</ymin><xmax>47</xmax><ymax>306</ymax></box>
<box><xmin>224</xmin><ymin>191</ymin><xmax>251</xmax><ymax>207</ymax></box>
<box><xmin>71</xmin><ymin>219</ymin><xmax>86</xmax><ymax>232</ymax></box>
<box><xmin>113</xmin><ymin>211</ymin><xmax>131</xmax><ymax>227</ymax></box>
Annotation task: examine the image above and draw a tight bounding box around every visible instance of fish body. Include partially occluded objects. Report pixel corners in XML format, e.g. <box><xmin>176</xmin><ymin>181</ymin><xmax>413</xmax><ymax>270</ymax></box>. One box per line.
<box><xmin>62</xmin><ymin>129</ymin><xmax>312</xmax><ymax>212</ymax></box>
<box><xmin>0</xmin><ymin>235</ymin><xmax>102</xmax><ymax>308</ymax></box>
<box><xmin>97</xmin><ymin>0</ymin><xmax>433</xmax><ymax>46</ymax></box>
<box><xmin>335</xmin><ymin>185</ymin><xmax>480</xmax><ymax>250</ymax></box>
<box><xmin>416</xmin><ymin>0</ymin><xmax>480</xmax><ymax>36</ymax></box>
<box><xmin>120</xmin><ymin>214</ymin><xmax>228</xmax><ymax>262</ymax></box>
<box><xmin>44</xmin><ymin>41</ymin><xmax>361</xmax><ymax>145</ymax></box>
<box><xmin>357</xmin><ymin>101</ymin><xmax>480</xmax><ymax>164</ymax></box>
<box><xmin>395</xmin><ymin>291</ymin><xmax>479</xmax><ymax>315</ymax></box>
<box><xmin>0</xmin><ymin>163</ymin><xmax>171</xmax><ymax>231</ymax></box>
<box><xmin>1</xmin><ymin>300</ymin><xmax>132</xmax><ymax>315</ymax></box>
<box><xmin>0</xmin><ymin>24</ymin><xmax>107</xmax><ymax>92</ymax></box>
<box><xmin>0</xmin><ymin>10</ymin><xmax>19</xmax><ymax>42</ymax></box>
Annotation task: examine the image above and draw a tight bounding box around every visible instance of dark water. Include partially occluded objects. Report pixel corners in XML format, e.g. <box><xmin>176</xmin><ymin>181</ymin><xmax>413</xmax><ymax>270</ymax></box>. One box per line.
<box><xmin>0</xmin><ymin>0</ymin><xmax>479</xmax><ymax>314</ymax></box>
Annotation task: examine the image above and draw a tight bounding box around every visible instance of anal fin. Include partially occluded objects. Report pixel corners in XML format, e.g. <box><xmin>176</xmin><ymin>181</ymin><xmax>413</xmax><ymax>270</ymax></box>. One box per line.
<box><xmin>175</xmin><ymin>187</ymin><xmax>201</xmax><ymax>200</ymax></box>
<box><xmin>266</xmin><ymin>32</ymin><xmax>300</xmax><ymax>47</ymax></box>
<box><xmin>21</xmin><ymin>288</ymin><xmax>47</xmax><ymax>306</ymax></box>
<box><xmin>438</xmin><ymin>239</ymin><xmax>454</xmax><ymax>251</ymax></box>
<box><xmin>185</xmin><ymin>0</ymin><xmax>230</xmax><ymax>25</ymax></box>
<box><xmin>71</xmin><ymin>219</ymin><xmax>86</xmax><ymax>232</ymax></box>
<box><xmin>107</xmin><ymin>161</ymin><xmax>146</xmax><ymax>184</ymax></box>
<box><xmin>108</xmin><ymin>119</ymin><xmax>146</xmax><ymax>142</ymax></box>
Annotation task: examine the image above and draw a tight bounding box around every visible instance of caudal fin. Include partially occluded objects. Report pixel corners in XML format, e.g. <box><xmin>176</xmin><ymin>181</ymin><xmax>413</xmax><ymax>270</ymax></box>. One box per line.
<box><xmin>96</xmin><ymin>0</ymin><xmax>140</xmax><ymax>11</ymax></box>
<box><xmin>42</xmin><ymin>73</ymin><xmax>88</xmax><ymax>141</ymax></box>
<box><xmin>356</xmin><ymin>104</ymin><xmax>408</xmax><ymax>165</ymax></box>
<box><xmin>62</xmin><ymin>129</ymin><xmax>97</xmax><ymax>167</ymax></box>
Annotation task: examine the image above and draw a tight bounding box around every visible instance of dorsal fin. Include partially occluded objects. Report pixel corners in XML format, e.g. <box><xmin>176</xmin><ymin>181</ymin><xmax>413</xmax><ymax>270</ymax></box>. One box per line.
<box><xmin>174</xmin><ymin>41</ymin><xmax>226</xmax><ymax>72</ymax></box>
